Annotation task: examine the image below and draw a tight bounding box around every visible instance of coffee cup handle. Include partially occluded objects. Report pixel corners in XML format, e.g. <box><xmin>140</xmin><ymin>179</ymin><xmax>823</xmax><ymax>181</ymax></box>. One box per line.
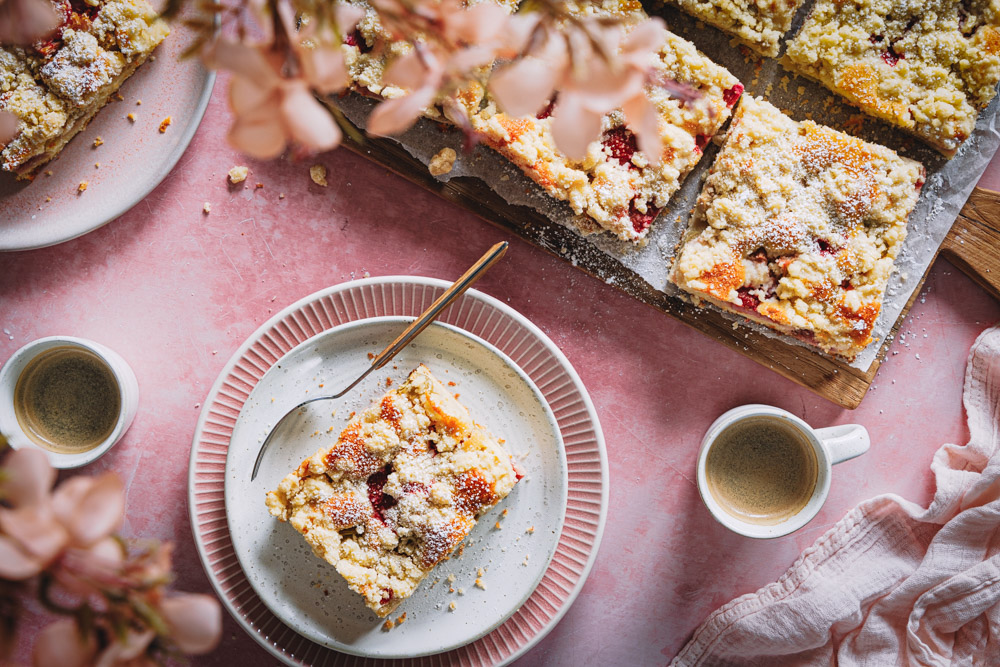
<box><xmin>814</xmin><ymin>424</ymin><xmax>870</xmax><ymax>464</ymax></box>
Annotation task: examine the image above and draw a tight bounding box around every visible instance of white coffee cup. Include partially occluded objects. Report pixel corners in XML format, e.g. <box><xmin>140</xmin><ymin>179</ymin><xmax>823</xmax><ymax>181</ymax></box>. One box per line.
<box><xmin>0</xmin><ymin>336</ymin><xmax>139</xmax><ymax>469</ymax></box>
<box><xmin>696</xmin><ymin>404</ymin><xmax>869</xmax><ymax>539</ymax></box>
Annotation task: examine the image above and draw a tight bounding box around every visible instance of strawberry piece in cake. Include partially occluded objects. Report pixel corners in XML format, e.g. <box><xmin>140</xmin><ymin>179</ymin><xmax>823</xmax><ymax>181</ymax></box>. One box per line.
<box><xmin>670</xmin><ymin>96</ymin><xmax>925</xmax><ymax>359</ymax></box>
<box><xmin>784</xmin><ymin>0</ymin><xmax>1000</xmax><ymax>156</ymax></box>
<box><xmin>266</xmin><ymin>364</ymin><xmax>520</xmax><ymax>618</ymax></box>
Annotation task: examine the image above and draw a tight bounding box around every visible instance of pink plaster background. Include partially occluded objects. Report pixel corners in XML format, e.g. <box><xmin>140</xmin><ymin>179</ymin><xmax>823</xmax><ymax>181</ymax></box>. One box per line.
<box><xmin>2</xmin><ymin>81</ymin><xmax>1000</xmax><ymax>664</ymax></box>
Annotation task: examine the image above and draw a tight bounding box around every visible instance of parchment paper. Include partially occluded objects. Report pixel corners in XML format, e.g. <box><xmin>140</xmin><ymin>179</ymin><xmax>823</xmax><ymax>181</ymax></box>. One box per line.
<box><xmin>335</xmin><ymin>4</ymin><xmax>1000</xmax><ymax>371</ymax></box>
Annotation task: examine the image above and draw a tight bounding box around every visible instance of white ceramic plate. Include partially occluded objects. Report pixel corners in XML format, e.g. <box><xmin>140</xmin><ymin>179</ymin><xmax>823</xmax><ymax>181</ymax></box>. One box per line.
<box><xmin>225</xmin><ymin>317</ymin><xmax>568</xmax><ymax>657</ymax></box>
<box><xmin>0</xmin><ymin>16</ymin><xmax>214</xmax><ymax>251</ymax></box>
<box><xmin>189</xmin><ymin>276</ymin><xmax>609</xmax><ymax>666</ymax></box>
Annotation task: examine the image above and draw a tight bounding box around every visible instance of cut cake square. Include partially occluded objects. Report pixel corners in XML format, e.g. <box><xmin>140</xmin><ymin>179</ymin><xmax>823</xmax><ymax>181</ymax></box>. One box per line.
<box><xmin>670</xmin><ymin>96</ymin><xmax>925</xmax><ymax>358</ymax></box>
<box><xmin>670</xmin><ymin>0</ymin><xmax>805</xmax><ymax>57</ymax></box>
<box><xmin>0</xmin><ymin>0</ymin><xmax>169</xmax><ymax>179</ymax></box>
<box><xmin>265</xmin><ymin>364</ymin><xmax>521</xmax><ymax>618</ymax></box>
<box><xmin>784</xmin><ymin>0</ymin><xmax>1000</xmax><ymax>156</ymax></box>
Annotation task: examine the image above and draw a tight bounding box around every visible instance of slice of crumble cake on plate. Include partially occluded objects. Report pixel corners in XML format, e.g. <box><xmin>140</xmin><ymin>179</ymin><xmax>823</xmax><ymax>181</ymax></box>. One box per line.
<box><xmin>784</xmin><ymin>0</ymin><xmax>1000</xmax><ymax>157</ymax></box>
<box><xmin>266</xmin><ymin>364</ymin><xmax>522</xmax><ymax>618</ymax></box>
<box><xmin>670</xmin><ymin>96</ymin><xmax>924</xmax><ymax>359</ymax></box>
<box><xmin>0</xmin><ymin>0</ymin><xmax>169</xmax><ymax>179</ymax></box>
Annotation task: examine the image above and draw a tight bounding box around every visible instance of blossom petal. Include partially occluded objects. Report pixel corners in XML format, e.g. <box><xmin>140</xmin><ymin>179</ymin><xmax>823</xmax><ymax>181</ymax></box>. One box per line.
<box><xmin>623</xmin><ymin>93</ymin><xmax>664</xmax><ymax>166</ymax></box>
<box><xmin>382</xmin><ymin>50</ymin><xmax>433</xmax><ymax>91</ymax></box>
<box><xmin>0</xmin><ymin>505</ymin><xmax>67</xmax><ymax>562</ymax></box>
<box><xmin>56</xmin><ymin>473</ymin><xmax>124</xmax><ymax>547</ymax></box>
<box><xmin>94</xmin><ymin>629</ymin><xmax>155</xmax><ymax>667</ymax></box>
<box><xmin>0</xmin><ymin>110</ymin><xmax>19</xmax><ymax>144</ymax></box>
<box><xmin>621</xmin><ymin>17</ymin><xmax>667</xmax><ymax>62</ymax></box>
<box><xmin>495</xmin><ymin>12</ymin><xmax>541</xmax><ymax>57</ymax></box>
<box><xmin>570</xmin><ymin>59</ymin><xmax>644</xmax><ymax>113</ymax></box>
<box><xmin>334</xmin><ymin>3</ymin><xmax>365</xmax><ymax>33</ymax></box>
<box><xmin>0</xmin><ymin>0</ymin><xmax>59</xmax><ymax>45</ymax></box>
<box><xmin>1</xmin><ymin>447</ymin><xmax>54</xmax><ymax>508</ymax></box>
<box><xmin>444</xmin><ymin>2</ymin><xmax>508</xmax><ymax>44</ymax></box>
<box><xmin>550</xmin><ymin>97</ymin><xmax>604</xmax><ymax>160</ymax></box>
<box><xmin>32</xmin><ymin>619</ymin><xmax>97</xmax><ymax>667</ymax></box>
<box><xmin>301</xmin><ymin>46</ymin><xmax>349</xmax><ymax>94</ymax></box>
<box><xmin>488</xmin><ymin>57</ymin><xmax>557</xmax><ymax>118</ymax></box>
<box><xmin>203</xmin><ymin>40</ymin><xmax>280</xmax><ymax>90</ymax></box>
<box><xmin>0</xmin><ymin>535</ymin><xmax>42</xmax><ymax>579</ymax></box>
<box><xmin>280</xmin><ymin>83</ymin><xmax>342</xmax><ymax>153</ymax></box>
<box><xmin>160</xmin><ymin>594</ymin><xmax>223</xmax><ymax>654</ymax></box>
<box><xmin>366</xmin><ymin>86</ymin><xmax>437</xmax><ymax>136</ymax></box>
<box><xmin>228</xmin><ymin>112</ymin><xmax>287</xmax><ymax>159</ymax></box>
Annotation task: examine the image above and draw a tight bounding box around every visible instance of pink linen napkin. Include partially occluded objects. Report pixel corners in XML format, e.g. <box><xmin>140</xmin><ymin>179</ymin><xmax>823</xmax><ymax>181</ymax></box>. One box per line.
<box><xmin>672</xmin><ymin>326</ymin><xmax>1000</xmax><ymax>667</ymax></box>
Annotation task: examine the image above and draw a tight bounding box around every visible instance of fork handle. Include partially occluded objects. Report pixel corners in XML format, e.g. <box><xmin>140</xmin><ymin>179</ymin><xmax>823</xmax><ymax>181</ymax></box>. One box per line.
<box><xmin>371</xmin><ymin>242</ymin><xmax>508</xmax><ymax>370</ymax></box>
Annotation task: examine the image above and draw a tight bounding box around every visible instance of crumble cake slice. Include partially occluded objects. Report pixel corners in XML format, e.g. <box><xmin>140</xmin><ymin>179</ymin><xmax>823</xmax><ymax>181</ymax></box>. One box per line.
<box><xmin>470</xmin><ymin>26</ymin><xmax>743</xmax><ymax>243</ymax></box>
<box><xmin>266</xmin><ymin>364</ymin><xmax>521</xmax><ymax>618</ymax></box>
<box><xmin>0</xmin><ymin>0</ymin><xmax>168</xmax><ymax>179</ymax></box>
<box><xmin>670</xmin><ymin>0</ymin><xmax>805</xmax><ymax>57</ymax></box>
<box><xmin>670</xmin><ymin>96</ymin><xmax>924</xmax><ymax>359</ymax></box>
<box><xmin>784</xmin><ymin>0</ymin><xmax>1000</xmax><ymax>157</ymax></box>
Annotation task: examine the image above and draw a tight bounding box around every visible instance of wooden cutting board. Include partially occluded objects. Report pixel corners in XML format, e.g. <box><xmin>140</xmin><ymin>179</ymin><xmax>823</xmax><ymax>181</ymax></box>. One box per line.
<box><xmin>340</xmin><ymin>128</ymin><xmax>1000</xmax><ymax>409</ymax></box>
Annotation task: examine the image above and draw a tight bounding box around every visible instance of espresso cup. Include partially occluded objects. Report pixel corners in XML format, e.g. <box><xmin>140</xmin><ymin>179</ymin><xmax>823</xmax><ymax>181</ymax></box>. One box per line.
<box><xmin>696</xmin><ymin>404</ymin><xmax>869</xmax><ymax>539</ymax></box>
<box><xmin>0</xmin><ymin>336</ymin><xmax>139</xmax><ymax>469</ymax></box>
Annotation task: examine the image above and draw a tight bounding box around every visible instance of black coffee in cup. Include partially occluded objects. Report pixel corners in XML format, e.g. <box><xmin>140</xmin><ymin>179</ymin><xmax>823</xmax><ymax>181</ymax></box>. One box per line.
<box><xmin>705</xmin><ymin>417</ymin><xmax>819</xmax><ymax>525</ymax></box>
<box><xmin>13</xmin><ymin>346</ymin><xmax>121</xmax><ymax>454</ymax></box>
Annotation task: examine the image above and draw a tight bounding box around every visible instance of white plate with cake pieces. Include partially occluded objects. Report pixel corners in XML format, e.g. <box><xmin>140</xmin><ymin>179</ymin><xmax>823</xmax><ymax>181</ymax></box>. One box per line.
<box><xmin>225</xmin><ymin>316</ymin><xmax>568</xmax><ymax>658</ymax></box>
<box><xmin>0</xmin><ymin>0</ymin><xmax>214</xmax><ymax>252</ymax></box>
<box><xmin>189</xmin><ymin>277</ymin><xmax>608</xmax><ymax>666</ymax></box>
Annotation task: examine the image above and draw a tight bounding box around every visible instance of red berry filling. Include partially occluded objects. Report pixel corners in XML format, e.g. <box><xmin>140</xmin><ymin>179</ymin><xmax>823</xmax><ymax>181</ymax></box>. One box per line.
<box><xmin>536</xmin><ymin>97</ymin><xmax>556</xmax><ymax>120</ymax></box>
<box><xmin>511</xmin><ymin>457</ymin><xmax>526</xmax><ymax>481</ymax></box>
<box><xmin>402</xmin><ymin>481</ymin><xmax>429</xmax><ymax>496</ymax></box>
<box><xmin>367</xmin><ymin>466</ymin><xmax>397</xmax><ymax>522</ymax></box>
<box><xmin>736</xmin><ymin>287</ymin><xmax>760</xmax><ymax>311</ymax></box>
<box><xmin>881</xmin><ymin>46</ymin><xmax>903</xmax><ymax>67</ymax></box>
<box><xmin>816</xmin><ymin>238</ymin><xmax>836</xmax><ymax>256</ymax></box>
<box><xmin>629</xmin><ymin>200</ymin><xmax>660</xmax><ymax>235</ymax></box>
<box><xmin>379</xmin><ymin>589</ymin><xmax>394</xmax><ymax>606</ymax></box>
<box><xmin>602</xmin><ymin>126</ymin><xmax>638</xmax><ymax>167</ymax></box>
<box><xmin>344</xmin><ymin>29</ymin><xmax>372</xmax><ymax>53</ymax></box>
<box><xmin>722</xmin><ymin>83</ymin><xmax>744</xmax><ymax>108</ymax></box>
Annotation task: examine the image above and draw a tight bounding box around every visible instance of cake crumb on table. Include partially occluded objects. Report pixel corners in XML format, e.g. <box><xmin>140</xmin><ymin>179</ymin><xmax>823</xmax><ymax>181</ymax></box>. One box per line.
<box><xmin>158</xmin><ymin>117</ymin><xmax>172</xmax><ymax>133</ymax></box>
<box><xmin>309</xmin><ymin>164</ymin><xmax>328</xmax><ymax>186</ymax></box>
<box><xmin>77</xmin><ymin>181</ymin><xmax>87</xmax><ymax>193</ymax></box>
<box><xmin>93</xmin><ymin>136</ymin><xmax>103</xmax><ymax>147</ymax></box>
<box><xmin>127</xmin><ymin>113</ymin><xmax>136</xmax><ymax>122</ymax></box>
<box><xmin>448</xmin><ymin>602</ymin><xmax>457</xmax><ymax>611</ymax></box>
<box><xmin>203</xmin><ymin>202</ymin><xmax>211</xmax><ymax>214</ymax></box>
<box><xmin>382</xmin><ymin>619</ymin><xmax>394</xmax><ymax>631</ymax></box>
<box><xmin>428</xmin><ymin>147</ymin><xmax>457</xmax><ymax>176</ymax></box>
<box><xmin>396</xmin><ymin>612</ymin><xmax>406</xmax><ymax>625</ymax></box>
<box><xmin>475</xmin><ymin>578</ymin><xmax>486</xmax><ymax>590</ymax></box>
<box><xmin>228</xmin><ymin>166</ymin><xmax>248</xmax><ymax>184</ymax></box>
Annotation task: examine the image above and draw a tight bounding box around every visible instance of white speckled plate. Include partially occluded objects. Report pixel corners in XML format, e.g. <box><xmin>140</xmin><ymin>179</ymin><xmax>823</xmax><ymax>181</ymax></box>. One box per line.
<box><xmin>0</xmin><ymin>15</ymin><xmax>214</xmax><ymax>252</ymax></box>
<box><xmin>189</xmin><ymin>276</ymin><xmax>608</xmax><ymax>666</ymax></box>
<box><xmin>225</xmin><ymin>317</ymin><xmax>567</xmax><ymax>658</ymax></box>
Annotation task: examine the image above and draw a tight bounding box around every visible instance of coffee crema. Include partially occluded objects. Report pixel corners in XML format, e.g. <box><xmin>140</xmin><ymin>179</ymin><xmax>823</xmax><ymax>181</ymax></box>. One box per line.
<box><xmin>705</xmin><ymin>417</ymin><xmax>819</xmax><ymax>525</ymax></box>
<box><xmin>13</xmin><ymin>346</ymin><xmax>121</xmax><ymax>454</ymax></box>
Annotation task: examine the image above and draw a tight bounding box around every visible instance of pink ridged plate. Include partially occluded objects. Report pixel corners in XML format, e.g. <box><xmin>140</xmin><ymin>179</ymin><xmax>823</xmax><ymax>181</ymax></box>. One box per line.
<box><xmin>188</xmin><ymin>276</ymin><xmax>608</xmax><ymax>665</ymax></box>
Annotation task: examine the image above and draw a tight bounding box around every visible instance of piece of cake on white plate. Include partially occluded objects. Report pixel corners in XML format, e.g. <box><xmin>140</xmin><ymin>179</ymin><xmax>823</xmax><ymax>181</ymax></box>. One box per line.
<box><xmin>266</xmin><ymin>364</ymin><xmax>523</xmax><ymax>617</ymax></box>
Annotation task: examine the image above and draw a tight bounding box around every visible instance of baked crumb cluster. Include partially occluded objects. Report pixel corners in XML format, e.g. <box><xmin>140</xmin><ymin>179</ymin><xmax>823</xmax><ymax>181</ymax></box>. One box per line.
<box><xmin>266</xmin><ymin>365</ymin><xmax>521</xmax><ymax>618</ymax></box>
<box><xmin>671</xmin><ymin>0</ymin><xmax>805</xmax><ymax>57</ymax></box>
<box><xmin>0</xmin><ymin>0</ymin><xmax>168</xmax><ymax>179</ymax></box>
<box><xmin>670</xmin><ymin>96</ymin><xmax>924</xmax><ymax>358</ymax></box>
<box><xmin>785</xmin><ymin>0</ymin><xmax>1000</xmax><ymax>156</ymax></box>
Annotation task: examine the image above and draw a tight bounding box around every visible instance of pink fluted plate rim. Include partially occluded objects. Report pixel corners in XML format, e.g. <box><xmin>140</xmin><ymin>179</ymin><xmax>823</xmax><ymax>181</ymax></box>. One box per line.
<box><xmin>188</xmin><ymin>275</ymin><xmax>609</xmax><ymax>666</ymax></box>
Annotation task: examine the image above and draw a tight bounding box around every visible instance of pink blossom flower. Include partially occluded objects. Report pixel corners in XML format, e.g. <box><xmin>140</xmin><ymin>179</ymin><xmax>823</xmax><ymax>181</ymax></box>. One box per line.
<box><xmin>489</xmin><ymin>16</ymin><xmax>671</xmax><ymax>162</ymax></box>
<box><xmin>0</xmin><ymin>0</ymin><xmax>60</xmax><ymax>46</ymax></box>
<box><xmin>0</xmin><ymin>449</ymin><xmax>124</xmax><ymax>581</ymax></box>
<box><xmin>0</xmin><ymin>110</ymin><xmax>20</xmax><ymax>145</ymax></box>
<box><xmin>366</xmin><ymin>0</ymin><xmax>509</xmax><ymax>137</ymax></box>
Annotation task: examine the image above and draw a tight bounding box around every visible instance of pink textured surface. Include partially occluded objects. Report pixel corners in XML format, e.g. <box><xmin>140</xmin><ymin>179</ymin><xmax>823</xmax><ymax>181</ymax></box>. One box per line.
<box><xmin>1</xmin><ymin>81</ymin><xmax>999</xmax><ymax>664</ymax></box>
